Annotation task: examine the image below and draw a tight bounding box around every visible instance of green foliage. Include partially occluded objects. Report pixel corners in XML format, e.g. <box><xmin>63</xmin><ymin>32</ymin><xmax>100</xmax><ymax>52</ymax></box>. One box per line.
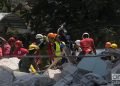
<box><xmin>0</xmin><ymin>0</ymin><xmax>11</xmax><ymax>12</ymax></box>
<box><xmin>1</xmin><ymin>0</ymin><xmax>120</xmax><ymax>47</ymax></box>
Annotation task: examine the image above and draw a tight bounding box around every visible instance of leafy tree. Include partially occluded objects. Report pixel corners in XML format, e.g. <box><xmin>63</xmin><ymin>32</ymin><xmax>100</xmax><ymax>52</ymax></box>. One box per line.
<box><xmin>0</xmin><ymin>0</ymin><xmax>11</xmax><ymax>12</ymax></box>
<box><xmin>1</xmin><ymin>0</ymin><xmax>120</xmax><ymax>47</ymax></box>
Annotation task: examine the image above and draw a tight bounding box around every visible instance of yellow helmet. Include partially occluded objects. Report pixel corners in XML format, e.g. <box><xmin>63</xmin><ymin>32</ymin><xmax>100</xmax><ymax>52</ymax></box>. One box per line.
<box><xmin>29</xmin><ymin>43</ymin><xmax>39</xmax><ymax>50</ymax></box>
<box><xmin>111</xmin><ymin>43</ymin><xmax>118</xmax><ymax>49</ymax></box>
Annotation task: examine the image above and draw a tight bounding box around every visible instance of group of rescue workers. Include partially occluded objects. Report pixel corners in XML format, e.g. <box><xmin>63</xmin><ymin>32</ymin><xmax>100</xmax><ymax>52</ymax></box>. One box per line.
<box><xmin>0</xmin><ymin>30</ymin><xmax>118</xmax><ymax>73</ymax></box>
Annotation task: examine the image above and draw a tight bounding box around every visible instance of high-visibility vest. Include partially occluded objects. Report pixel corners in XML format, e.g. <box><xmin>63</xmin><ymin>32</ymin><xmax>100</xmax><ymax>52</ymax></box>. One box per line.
<box><xmin>55</xmin><ymin>41</ymin><xmax>61</xmax><ymax>57</ymax></box>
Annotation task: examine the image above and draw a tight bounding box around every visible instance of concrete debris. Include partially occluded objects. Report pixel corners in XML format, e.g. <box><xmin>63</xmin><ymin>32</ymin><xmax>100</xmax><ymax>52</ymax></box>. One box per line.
<box><xmin>0</xmin><ymin>49</ymin><xmax>120</xmax><ymax>86</ymax></box>
<box><xmin>13</xmin><ymin>72</ymin><xmax>55</xmax><ymax>86</ymax></box>
<box><xmin>0</xmin><ymin>65</ymin><xmax>55</xmax><ymax>86</ymax></box>
<box><xmin>54</xmin><ymin>64</ymin><xmax>108</xmax><ymax>86</ymax></box>
<box><xmin>0</xmin><ymin>58</ymin><xmax>20</xmax><ymax>70</ymax></box>
<box><xmin>77</xmin><ymin>57</ymin><xmax>109</xmax><ymax>76</ymax></box>
<box><xmin>112</xmin><ymin>62</ymin><xmax>120</xmax><ymax>73</ymax></box>
<box><xmin>56</xmin><ymin>63</ymin><xmax>78</xmax><ymax>80</ymax></box>
<box><xmin>0</xmin><ymin>66</ymin><xmax>15</xmax><ymax>86</ymax></box>
<box><xmin>53</xmin><ymin>53</ymin><xmax>119</xmax><ymax>86</ymax></box>
<box><xmin>54</xmin><ymin>64</ymin><xmax>80</xmax><ymax>86</ymax></box>
<box><xmin>45</xmin><ymin>69</ymin><xmax>61</xmax><ymax>81</ymax></box>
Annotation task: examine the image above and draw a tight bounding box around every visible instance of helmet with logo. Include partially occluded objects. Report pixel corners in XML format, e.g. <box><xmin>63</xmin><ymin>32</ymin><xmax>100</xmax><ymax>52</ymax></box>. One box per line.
<box><xmin>111</xmin><ymin>43</ymin><xmax>118</xmax><ymax>49</ymax></box>
<box><xmin>29</xmin><ymin>43</ymin><xmax>39</xmax><ymax>50</ymax></box>
<box><xmin>35</xmin><ymin>34</ymin><xmax>43</xmax><ymax>39</ymax></box>
<box><xmin>15</xmin><ymin>40</ymin><xmax>22</xmax><ymax>47</ymax></box>
<box><xmin>82</xmin><ymin>32</ymin><xmax>90</xmax><ymax>39</ymax></box>
<box><xmin>105</xmin><ymin>42</ymin><xmax>111</xmax><ymax>48</ymax></box>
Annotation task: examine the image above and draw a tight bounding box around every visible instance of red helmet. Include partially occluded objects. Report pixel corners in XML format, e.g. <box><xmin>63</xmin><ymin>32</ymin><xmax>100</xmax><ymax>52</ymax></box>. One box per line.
<box><xmin>15</xmin><ymin>40</ymin><xmax>22</xmax><ymax>47</ymax></box>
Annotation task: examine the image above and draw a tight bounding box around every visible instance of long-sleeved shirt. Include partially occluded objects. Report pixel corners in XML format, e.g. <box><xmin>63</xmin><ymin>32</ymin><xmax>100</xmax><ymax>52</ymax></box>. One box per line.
<box><xmin>80</xmin><ymin>38</ymin><xmax>96</xmax><ymax>54</ymax></box>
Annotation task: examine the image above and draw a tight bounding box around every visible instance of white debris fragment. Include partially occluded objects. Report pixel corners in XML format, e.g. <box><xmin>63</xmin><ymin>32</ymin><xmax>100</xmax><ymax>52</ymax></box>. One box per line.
<box><xmin>0</xmin><ymin>57</ymin><xmax>20</xmax><ymax>70</ymax></box>
<box><xmin>47</xmin><ymin>69</ymin><xmax>61</xmax><ymax>79</ymax></box>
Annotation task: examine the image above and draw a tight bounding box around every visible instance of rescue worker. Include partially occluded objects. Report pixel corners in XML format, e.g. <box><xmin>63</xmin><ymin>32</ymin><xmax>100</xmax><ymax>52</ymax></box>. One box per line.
<box><xmin>54</xmin><ymin>34</ymin><xmax>62</xmax><ymax>58</ymax></box>
<box><xmin>111</xmin><ymin>43</ymin><xmax>118</xmax><ymax>49</ymax></box>
<box><xmin>0</xmin><ymin>37</ymin><xmax>11</xmax><ymax>57</ymax></box>
<box><xmin>47</xmin><ymin>33</ymin><xmax>56</xmax><ymax>63</ymax></box>
<box><xmin>110</xmin><ymin>43</ymin><xmax>118</xmax><ymax>61</ymax></box>
<box><xmin>48</xmin><ymin>34</ymin><xmax>66</xmax><ymax>69</ymax></box>
<box><xmin>8</xmin><ymin>37</ymin><xmax>16</xmax><ymax>55</ymax></box>
<box><xmin>35</xmin><ymin>33</ymin><xmax>50</xmax><ymax>70</ymax></box>
<box><xmin>80</xmin><ymin>32</ymin><xmax>96</xmax><ymax>55</ymax></box>
<box><xmin>57</xmin><ymin>23</ymin><xmax>67</xmax><ymax>43</ymax></box>
<box><xmin>19</xmin><ymin>42</ymin><xmax>39</xmax><ymax>73</ymax></box>
<box><xmin>105</xmin><ymin>42</ymin><xmax>112</xmax><ymax>50</ymax></box>
<box><xmin>57</xmin><ymin>23</ymin><xmax>73</xmax><ymax>51</ymax></box>
<box><xmin>13</xmin><ymin>40</ymin><xmax>28</xmax><ymax>59</ymax></box>
<box><xmin>55</xmin><ymin>35</ymin><xmax>67</xmax><ymax>64</ymax></box>
<box><xmin>35</xmin><ymin>34</ymin><xmax>44</xmax><ymax>47</ymax></box>
<box><xmin>3</xmin><ymin>41</ymin><xmax>11</xmax><ymax>57</ymax></box>
<box><xmin>73</xmin><ymin>40</ymin><xmax>82</xmax><ymax>56</ymax></box>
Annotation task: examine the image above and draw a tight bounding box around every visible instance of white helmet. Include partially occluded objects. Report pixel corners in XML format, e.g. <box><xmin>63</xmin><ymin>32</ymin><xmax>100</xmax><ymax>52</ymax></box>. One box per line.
<box><xmin>82</xmin><ymin>32</ymin><xmax>90</xmax><ymax>38</ymax></box>
<box><xmin>35</xmin><ymin>34</ymin><xmax>43</xmax><ymax>39</ymax></box>
<box><xmin>75</xmin><ymin>40</ymin><xmax>80</xmax><ymax>46</ymax></box>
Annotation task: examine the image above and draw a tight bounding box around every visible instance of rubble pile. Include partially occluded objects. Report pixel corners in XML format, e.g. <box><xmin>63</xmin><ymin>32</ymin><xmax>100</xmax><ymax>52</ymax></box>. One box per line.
<box><xmin>0</xmin><ymin>49</ymin><xmax>119</xmax><ymax>86</ymax></box>
<box><xmin>13</xmin><ymin>72</ymin><xmax>55</xmax><ymax>86</ymax></box>
<box><xmin>53</xmin><ymin>49</ymin><xmax>120</xmax><ymax>86</ymax></box>
<box><xmin>0</xmin><ymin>58</ymin><xmax>56</xmax><ymax>86</ymax></box>
<box><xmin>0</xmin><ymin>66</ymin><xmax>15</xmax><ymax>86</ymax></box>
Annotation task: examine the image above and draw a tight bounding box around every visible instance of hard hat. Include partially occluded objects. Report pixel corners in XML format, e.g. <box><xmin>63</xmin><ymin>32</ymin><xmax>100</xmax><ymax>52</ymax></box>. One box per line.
<box><xmin>54</xmin><ymin>33</ymin><xmax>57</xmax><ymax>37</ymax></box>
<box><xmin>82</xmin><ymin>32</ymin><xmax>90</xmax><ymax>38</ymax></box>
<box><xmin>75</xmin><ymin>40</ymin><xmax>80</xmax><ymax>46</ymax></box>
<box><xmin>111</xmin><ymin>43</ymin><xmax>118</xmax><ymax>49</ymax></box>
<box><xmin>35</xmin><ymin>34</ymin><xmax>43</xmax><ymax>39</ymax></box>
<box><xmin>15</xmin><ymin>40</ymin><xmax>22</xmax><ymax>47</ymax></box>
<box><xmin>47</xmin><ymin>33</ymin><xmax>55</xmax><ymax>38</ymax></box>
<box><xmin>29</xmin><ymin>44</ymin><xmax>39</xmax><ymax>50</ymax></box>
<box><xmin>53</xmin><ymin>33</ymin><xmax>58</xmax><ymax>39</ymax></box>
<box><xmin>105</xmin><ymin>42</ymin><xmax>111</xmax><ymax>48</ymax></box>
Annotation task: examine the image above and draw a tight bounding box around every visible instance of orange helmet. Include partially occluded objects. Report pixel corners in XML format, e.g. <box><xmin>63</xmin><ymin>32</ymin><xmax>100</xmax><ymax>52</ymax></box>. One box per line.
<box><xmin>105</xmin><ymin>42</ymin><xmax>111</xmax><ymax>48</ymax></box>
<box><xmin>47</xmin><ymin>33</ymin><xmax>55</xmax><ymax>38</ymax></box>
<box><xmin>15</xmin><ymin>40</ymin><xmax>23</xmax><ymax>47</ymax></box>
<box><xmin>53</xmin><ymin>33</ymin><xmax>58</xmax><ymax>38</ymax></box>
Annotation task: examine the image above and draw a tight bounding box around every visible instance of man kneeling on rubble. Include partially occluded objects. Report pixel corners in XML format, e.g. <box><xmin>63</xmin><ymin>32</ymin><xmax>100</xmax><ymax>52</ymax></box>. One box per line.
<box><xmin>19</xmin><ymin>42</ymin><xmax>40</xmax><ymax>73</ymax></box>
